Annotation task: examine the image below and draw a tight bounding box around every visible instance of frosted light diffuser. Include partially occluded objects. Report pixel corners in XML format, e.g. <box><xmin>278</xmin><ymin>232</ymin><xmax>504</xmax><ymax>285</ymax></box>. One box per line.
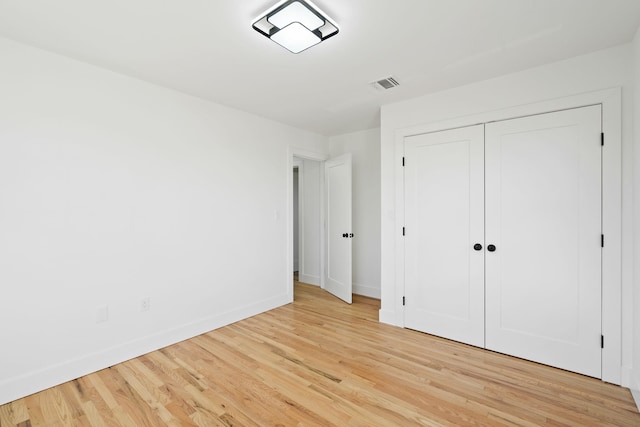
<box><xmin>271</xmin><ymin>22</ymin><xmax>321</xmax><ymax>54</ymax></box>
<box><xmin>253</xmin><ymin>0</ymin><xmax>339</xmax><ymax>54</ymax></box>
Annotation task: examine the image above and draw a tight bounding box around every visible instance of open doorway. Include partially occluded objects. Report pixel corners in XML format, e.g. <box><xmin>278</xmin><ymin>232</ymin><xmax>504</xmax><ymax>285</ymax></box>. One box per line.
<box><xmin>288</xmin><ymin>150</ymin><xmax>353</xmax><ymax>304</ymax></box>
<box><xmin>292</xmin><ymin>156</ymin><xmax>323</xmax><ymax>297</ymax></box>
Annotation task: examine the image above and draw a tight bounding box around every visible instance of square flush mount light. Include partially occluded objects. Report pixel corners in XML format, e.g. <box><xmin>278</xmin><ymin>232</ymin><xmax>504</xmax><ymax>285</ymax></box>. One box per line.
<box><xmin>252</xmin><ymin>0</ymin><xmax>339</xmax><ymax>54</ymax></box>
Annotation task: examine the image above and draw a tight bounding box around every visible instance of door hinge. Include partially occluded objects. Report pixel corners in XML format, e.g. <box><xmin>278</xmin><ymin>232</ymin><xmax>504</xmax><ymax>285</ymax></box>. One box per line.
<box><xmin>601</xmin><ymin>234</ymin><xmax>604</xmax><ymax>248</ymax></box>
<box><xmin>402</xmin><ymin>296</ymin><xmax>406</xmax><ymax>306</ymax></box>
<box><xmin>402</xmin><ymin>157</ymin><xmax>405</xmax><ymax>167</ymax></box>
<box><xmin>601</xmin><ymin>335</ymin><xmax>604</xmax><ymax>349</ymax></box>
<box><xmin>402</xmin><ymin>227</ymin><xmax>405</xmax><ymax>236</ymax></box>
<box><xmin>601</xmin><ymin>132</ymin><xmax>604</xmax><ymax>146</ymax></box>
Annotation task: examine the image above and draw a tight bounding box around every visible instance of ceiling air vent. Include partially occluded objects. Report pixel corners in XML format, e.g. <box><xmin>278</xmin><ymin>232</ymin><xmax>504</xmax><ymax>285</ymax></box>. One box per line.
<box><xmin>372</xmin><ymin>76</ymin><xmax>400</xmax><ymax>90</ymax></box>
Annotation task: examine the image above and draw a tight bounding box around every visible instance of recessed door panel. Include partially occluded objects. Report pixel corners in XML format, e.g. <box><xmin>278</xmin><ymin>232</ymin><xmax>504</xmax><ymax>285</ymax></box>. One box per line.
<box><xmin>484</xmin><ymin>105</ymin><xmax>602</xmax><ymax>377</ymax></box>
<box><xmin>404</xmin><ymin>125</ymin><xmax>485</xmax><ymax>347</ymax></box>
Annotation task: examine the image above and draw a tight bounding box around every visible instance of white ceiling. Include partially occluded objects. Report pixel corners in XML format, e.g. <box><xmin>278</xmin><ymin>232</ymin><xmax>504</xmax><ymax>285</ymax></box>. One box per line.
<box><xmin>1</xmin><ymin>0</ymin><xmax>639</xmax><ymax>136</ymax></box>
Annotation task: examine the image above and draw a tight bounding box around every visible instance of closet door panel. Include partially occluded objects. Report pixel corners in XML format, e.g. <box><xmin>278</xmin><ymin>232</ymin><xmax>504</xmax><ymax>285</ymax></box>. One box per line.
<box><xmin>485</xmin><ymin>105</ymin><xmax>602</xmax><ymax>378</ymax></box>
<box><xmin>404</xmin><ymin>125</ymin><xmax>485</xmax><ymax>347</ymax></box>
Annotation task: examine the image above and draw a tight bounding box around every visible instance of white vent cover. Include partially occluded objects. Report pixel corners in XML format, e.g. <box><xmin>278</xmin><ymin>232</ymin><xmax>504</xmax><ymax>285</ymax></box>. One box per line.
<box><xmin>371</xmin><ymin>76</ymin><xmax>400</xmax><ymax>90</ymax></box>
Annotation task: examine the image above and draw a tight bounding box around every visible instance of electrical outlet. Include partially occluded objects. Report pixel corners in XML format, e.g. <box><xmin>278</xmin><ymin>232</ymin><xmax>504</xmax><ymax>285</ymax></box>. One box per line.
<box><xmin>96</xmin><ymin>305</ymin><xmax>109</xmax><ymax>323</ymax></box>
<box><xmin>141</xmin><ymin>297</ymin><xmax>150</xmax><ymax>312</ymax></box>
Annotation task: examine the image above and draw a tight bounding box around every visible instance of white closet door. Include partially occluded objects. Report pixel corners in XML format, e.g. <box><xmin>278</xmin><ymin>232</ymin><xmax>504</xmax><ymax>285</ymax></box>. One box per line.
<box><xmin>485</xmin><ymin>106</ymin><xmax>602</xmax><ymax>378</ymax></box>
<box><xmin>404</xmin><ymin>125</ymin><xmax>485</xmax><ymax>347</ymax></box>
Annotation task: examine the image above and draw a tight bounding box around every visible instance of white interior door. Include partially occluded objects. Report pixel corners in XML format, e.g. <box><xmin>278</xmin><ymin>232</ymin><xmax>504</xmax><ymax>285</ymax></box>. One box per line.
<box><xmin>404</xmin><ymin>125</ymin><xmax>485</xmax><ymax>347</ymax></box>
<box><xmin>485</xmin><ymin>105</ymin><xmax>602</xmax><ymax>378</ymax></box>
<box><xmin>324</xmin><ymin>153</ymin><xmax>352</xmax><ymax>304</ymax></box>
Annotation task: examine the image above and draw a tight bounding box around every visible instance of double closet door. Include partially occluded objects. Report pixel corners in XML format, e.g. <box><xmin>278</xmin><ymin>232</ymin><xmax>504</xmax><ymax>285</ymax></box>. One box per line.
<box><xmin>404</xmin><ymin>105</ymin><xmax>602</xmax><ymax>378</ymax></box>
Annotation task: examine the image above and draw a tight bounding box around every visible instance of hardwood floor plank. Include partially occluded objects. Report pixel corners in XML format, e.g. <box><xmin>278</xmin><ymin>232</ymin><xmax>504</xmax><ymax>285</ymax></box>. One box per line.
<box><xmin>112</xmin><ymin>364</ymin><xmax>182</xmax><ymax>427</ymax></box>
<box><xmin>38</xmin><ymin>388</ymin><xmax>76</xmax><ymax>426</ymax></box>
<box><xmin>2</xmin><ymin>280</ymin><xmax>639</xmax><ymax>426</ymax></box>
<box><xmin>22</xmin><ymin>395</ymin><xmax>45</xmax><ymax>427</ymax></box>
<box><xmin>0</xmin><ymin>399</ymin><xmax>28</xmax><ymax>426</ymax></box>
<box><xmin>98</xmin><ymin>367</ymin><xmax>166</xmax><ymax>427</ymax></box>
<box><xmin>80</xmin><ymin>401</ymin><xmax>110</xmax><ymax>427</ymax></box>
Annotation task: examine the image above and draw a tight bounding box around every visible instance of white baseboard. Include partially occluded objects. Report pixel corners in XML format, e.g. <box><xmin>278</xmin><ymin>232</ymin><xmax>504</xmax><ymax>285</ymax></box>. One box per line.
<box><xmin>353</xmin><ymin>282</ymin><xmax>380</xmax><ymax>299</ymax></box>
<box><xmin>630</xmin><ymin>371</ymin><xmax>640</xmax><ymax>412</ymax></box>
<box><xmin>632</xmin><ymin>389</ymin><xmax>640</xmax><ymax>412</ymax></box>
<box><xmin>299</xmin><ymin>273</ymin><xmax>320</xmax><ymax>286</ymax></box>
<box><xmin>0</xmin><ymin>293</ymin><xmax>289</xmax><ymax>406</ymax></box>
<box><xmin>379</xmin><ymin>308</ymin><xmax>399</xmax><ymax>326</ymax></box>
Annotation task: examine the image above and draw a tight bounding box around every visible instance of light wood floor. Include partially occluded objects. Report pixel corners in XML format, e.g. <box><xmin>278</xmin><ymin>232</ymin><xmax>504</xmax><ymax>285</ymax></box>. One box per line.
<box><xmin>1</xmin><ymin>281</ymin><xmax>639</xmax><ymax>426</ymax></box>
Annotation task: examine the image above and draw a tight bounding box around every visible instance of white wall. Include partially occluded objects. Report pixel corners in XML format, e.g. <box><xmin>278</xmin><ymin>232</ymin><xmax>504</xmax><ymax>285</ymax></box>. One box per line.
<box><xmin>380</xmin><ymin>44</ymin><xmax>634</xmax><ymax>384</ymax></box>
<box><xmin>329</xmin><ymin>129</ymin><xmax>381</xmax><ymax>298</ymax></box>
<box><xmin>632</xmin><ymin>27</ymin><xmax>640</xmax><ymax>404</ymax></box>
<box><xmin>0</xmin><ymin>36</ymin><xmax>327</xmax><ymax>405</ymax></box>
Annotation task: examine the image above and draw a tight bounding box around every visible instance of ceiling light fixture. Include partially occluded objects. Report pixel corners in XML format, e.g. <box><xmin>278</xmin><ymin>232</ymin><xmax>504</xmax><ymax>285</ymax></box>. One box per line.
<box><xmin>252</xmin><ymin>0</ymin><xmax>339</xmax><ymax>54</ymax></box>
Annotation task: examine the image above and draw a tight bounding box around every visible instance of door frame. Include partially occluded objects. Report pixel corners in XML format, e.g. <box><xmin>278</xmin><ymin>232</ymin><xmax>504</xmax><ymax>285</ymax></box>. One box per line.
<box><xmin>393</xmin><ymin>88</ymin><xmax>622</xmax><ymax>385</ymax></box>
<box><xmin>293</xmin><ymin>158</ymin><xmax>303</xmax><ymax>274</ymax></box>
<box><xmin>286</xmin><ymin>148</ymin><xmax>328</xmax><ymax>303</ymax></box>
